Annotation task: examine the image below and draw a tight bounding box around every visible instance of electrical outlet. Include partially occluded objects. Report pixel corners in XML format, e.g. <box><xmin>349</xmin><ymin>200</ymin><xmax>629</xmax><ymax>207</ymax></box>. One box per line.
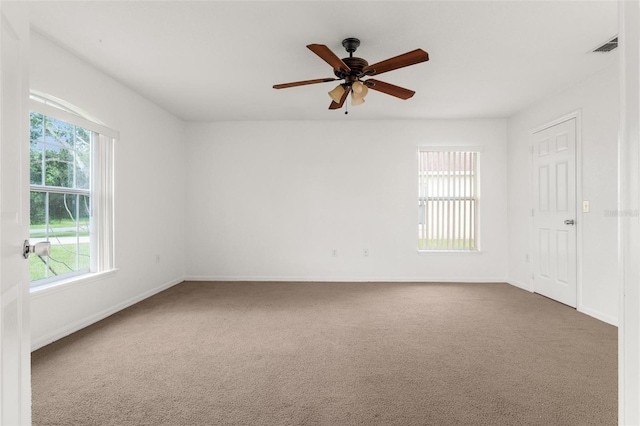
<box><xmin>363</xmin><ymin>248</ymin><xmax>369</xmax><ymax>257</ymax></box>
<box><xmin>582</xmin><ymin>200</ymin><xmax>590</xmax><ymax>213</ymax></box>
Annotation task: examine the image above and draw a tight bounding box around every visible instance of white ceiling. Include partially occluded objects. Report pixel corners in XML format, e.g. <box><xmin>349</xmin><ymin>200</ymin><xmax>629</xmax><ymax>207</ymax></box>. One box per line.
<box><xmin>27</xmin><ymin>1</ymin><xmax>618</xmax><ymax>122</ymax></box>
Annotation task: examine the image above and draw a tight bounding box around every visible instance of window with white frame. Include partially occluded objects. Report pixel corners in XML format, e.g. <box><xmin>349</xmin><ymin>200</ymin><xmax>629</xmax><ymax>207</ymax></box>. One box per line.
<box><xmin>418</xmin><ymin>149</ymin><xmax>479</xmax><ymax>251</ymax></box>
<box><xmin>29</xmin><ymin>94</ymin><xmax>116</xmax><ymax>288</ymax></box>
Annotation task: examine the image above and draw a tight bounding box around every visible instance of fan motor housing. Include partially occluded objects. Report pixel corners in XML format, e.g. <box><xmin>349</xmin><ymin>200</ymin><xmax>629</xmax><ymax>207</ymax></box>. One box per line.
<box><xmin>334</xmin><ymin>57</ymin><xmax>369</xmax><ymax>80</ymax></box>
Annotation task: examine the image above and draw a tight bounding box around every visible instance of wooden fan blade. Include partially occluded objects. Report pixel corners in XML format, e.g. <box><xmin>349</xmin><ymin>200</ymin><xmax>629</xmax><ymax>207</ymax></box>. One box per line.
<box><xmin>307</xmin><ymin>44</ymin><xmax>351</xmax><ymax>72</ymax></box>
<box><xmin>362</xmin><ymin>49</ymin><xmax>429</xmax><ymax>76</ymax></box>
<box><xmin>273</xmin><ymin>78</ymin><xmax>339</xmax><ymax>89</ymax></box>
<box><xmin>329</xmin><ymin>86</ymin><xmax>351</xmax><ymax>110</ymax></box>
<box><xmin>364</xmin><ymin>79</ymin><xmax>416</xmax><ymax>100</ymax></box>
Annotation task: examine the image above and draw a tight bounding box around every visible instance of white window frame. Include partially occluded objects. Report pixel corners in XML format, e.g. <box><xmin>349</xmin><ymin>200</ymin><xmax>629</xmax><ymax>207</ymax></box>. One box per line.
<box><xmin>418</xmin><ymin>146</ymin><xmax>481</xmax><ymax>253</ymax></box>
<box><xmin>29</xmin><ymin>95</ymin><xmax>117</xmax><ymax>290</ymax></box>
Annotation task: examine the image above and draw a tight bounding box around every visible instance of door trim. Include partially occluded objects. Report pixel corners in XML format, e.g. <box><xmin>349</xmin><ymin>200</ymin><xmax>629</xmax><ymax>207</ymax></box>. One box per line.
<box><xmin>529</xmin><ymin>110</ymin><xmax>583</xmax><ymax>311</ymax></box>
<box><xmin>0</xmin><ymin>2</ymin><xmax>31</xmax><ymax>424</ymax></box>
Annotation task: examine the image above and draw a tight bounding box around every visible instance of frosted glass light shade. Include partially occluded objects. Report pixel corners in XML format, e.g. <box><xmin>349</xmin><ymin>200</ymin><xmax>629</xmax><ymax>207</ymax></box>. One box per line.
<box><xmin>351</xmin><ymin>93</ymin><xmax>365</xmax><ymax>106</ymax></box>
<box><xmin>328</xmin><ymin>85</ymin><xmax>345</xmax><ymax>103</ymax></box>
<box><xmin>351</xmin><ymin>81</ymin><xmax>369</xmax><ymax>99</ymax></box>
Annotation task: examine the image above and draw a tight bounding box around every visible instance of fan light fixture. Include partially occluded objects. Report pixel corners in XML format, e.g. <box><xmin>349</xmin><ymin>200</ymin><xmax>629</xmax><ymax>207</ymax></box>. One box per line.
<box><xmin>328</xmin><ymin>85</ymin><xmax>345</xmax><ymax>103</ymax></box>
<box><xmin>328</xmin><ymin>81</ymin><xmax>369</xmax><ymax>106</ymax></box>
<box><xmin>351</xmin><ymin>92</ymin><xmax>365</xmax><ymax>106</ymax></box>
<box><xmin>352</xmin><ymin>81</ymin><xmax>366</xmax><ymax>95</ymax></box>
<box><xmin>350</xmin><ymin>81</ymin><xmax>368</xmax><ymax>106</ymax></box>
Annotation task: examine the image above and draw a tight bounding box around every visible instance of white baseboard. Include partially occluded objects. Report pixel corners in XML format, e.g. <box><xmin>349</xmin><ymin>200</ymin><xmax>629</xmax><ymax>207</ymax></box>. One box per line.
<box><xmin>506</xmin><ymin>279</ymin><xmax>533</xmax><ymax>292</ymax></box>
<box><xmin>31</xmin><ymin>277</ymin><xmax>183</xmax><ymax>351</ymax></box>
<box><xmin>578</xmin><ymin>306</ymin><xmax>618</xmax><ymax>327</ymax></box>
<box><xmin>506</xmin><ymin>280</ymin><xmax>617</xmax><ymax>326</ymax></box>
<box><xmin>30</xmin><ymin>274</ymin><xmax>617</xmax><ymax>353</ymax></box>
<box><xmin>184</xmin><ymin>275</ymin><xmax>508</xmax><ymax>283</ymax></box>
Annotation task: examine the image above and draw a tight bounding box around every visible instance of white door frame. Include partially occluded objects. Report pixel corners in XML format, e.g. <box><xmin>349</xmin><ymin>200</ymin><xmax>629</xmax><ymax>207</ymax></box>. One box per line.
<box><xmin>529</xmin><ymin>110</ymin><xmax>583</xmax><ymax>311</ymax></box>
<box><xmin>618</xmin><ymin>1</ymin><xmax>640</xmax><ymax>424</ymax></box>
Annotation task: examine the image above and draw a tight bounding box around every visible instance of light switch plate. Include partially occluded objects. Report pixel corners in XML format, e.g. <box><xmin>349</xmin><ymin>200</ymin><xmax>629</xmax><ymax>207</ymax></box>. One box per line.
<box><xmin>582</xmin><ymin>200</ymin><xmax>590</xmax><ymax>213</ymax></box>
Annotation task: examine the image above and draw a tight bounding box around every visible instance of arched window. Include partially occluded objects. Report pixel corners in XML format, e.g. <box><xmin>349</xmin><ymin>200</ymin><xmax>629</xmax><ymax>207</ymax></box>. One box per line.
<box><xmin>29</xmin><ymin>92</ymin><xmax>117</xmax><ymax>288</ymax></box>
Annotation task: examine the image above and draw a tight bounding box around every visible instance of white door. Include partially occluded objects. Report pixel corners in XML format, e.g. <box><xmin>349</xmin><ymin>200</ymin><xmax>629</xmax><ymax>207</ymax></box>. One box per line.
<box><xmin>532</xmin><ymin>118</ymin><xmax>577</xmax><ymax>307</ymax></box>
<box><xmin>0</xmin><ymin>3</ymin><xmax>31</xmax><ymax>425</ymax></box>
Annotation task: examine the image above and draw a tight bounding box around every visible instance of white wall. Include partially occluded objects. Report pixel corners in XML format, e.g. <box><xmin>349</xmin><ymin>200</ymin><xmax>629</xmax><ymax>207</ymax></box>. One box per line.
<box><xmin>185</xmin><ymin>119</ymin><xmax>508</xmax><ymax>282</ymax></box>
<box><xmin>29</xmin><ymin>32</ymin><xmax>186</xmax><ymax>349</ymax></box>
<box><xmin>507</xmin><ymin>63</ymin><xmax>619</xmax><ymax>325</ymax></box>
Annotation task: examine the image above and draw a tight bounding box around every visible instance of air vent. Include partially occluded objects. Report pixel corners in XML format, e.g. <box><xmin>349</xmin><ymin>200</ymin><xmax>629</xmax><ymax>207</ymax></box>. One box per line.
<box><xmin>593</xmin><ymin>37</ymin><xmax>618</xmax><ymax>53</ymax></box>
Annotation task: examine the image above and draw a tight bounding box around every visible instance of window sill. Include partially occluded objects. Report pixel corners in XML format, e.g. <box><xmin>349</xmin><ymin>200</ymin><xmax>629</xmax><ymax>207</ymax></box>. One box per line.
<box><xmin>30</xmin><ymin>269</ymin><xmax>119</xmax><ymax>299</ymax></box>
<box><xmin>417</xmin><ymin>250</ymin><xmax>484</xmax><ymax>256</ymax></box>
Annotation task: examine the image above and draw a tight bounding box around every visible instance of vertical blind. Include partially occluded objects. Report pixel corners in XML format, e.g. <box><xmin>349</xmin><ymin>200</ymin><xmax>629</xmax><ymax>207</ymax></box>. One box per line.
<box><xmin>418</xmin><ymin>150</ymin><xmax>479</xmax><ymax>251</ymax></box>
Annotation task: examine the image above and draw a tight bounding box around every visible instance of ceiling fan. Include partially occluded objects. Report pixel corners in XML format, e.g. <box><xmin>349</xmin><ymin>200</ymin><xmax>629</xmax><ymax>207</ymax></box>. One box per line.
<box><xmin>273</xmin><ymin>38</ymin><xmax>429</xmax><ymax>111</ymax></box>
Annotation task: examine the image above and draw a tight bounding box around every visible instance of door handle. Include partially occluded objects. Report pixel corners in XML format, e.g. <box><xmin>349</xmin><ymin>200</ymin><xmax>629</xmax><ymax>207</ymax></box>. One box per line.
<box><xmin>23</xmin><ymin>240</ymin><xmax>51</xmax><ymax>259</ymax></box>
<box><xmin>564</xmin><ymin>219</ymin><xmax>575</xmax><ymax>226</ymax></box>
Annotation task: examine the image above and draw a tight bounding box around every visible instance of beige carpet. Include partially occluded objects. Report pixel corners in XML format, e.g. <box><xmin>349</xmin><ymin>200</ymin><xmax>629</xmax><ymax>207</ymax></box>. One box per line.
<box><xmin>32</xmin><ymin>281</ymin><xmax>617</xmax><ymax>426</ymax></box>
